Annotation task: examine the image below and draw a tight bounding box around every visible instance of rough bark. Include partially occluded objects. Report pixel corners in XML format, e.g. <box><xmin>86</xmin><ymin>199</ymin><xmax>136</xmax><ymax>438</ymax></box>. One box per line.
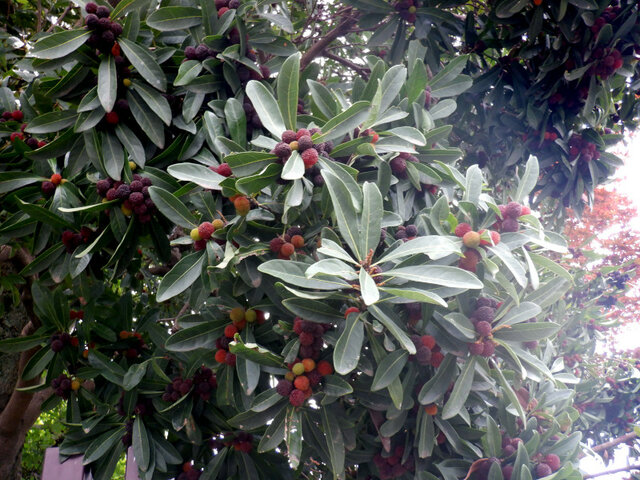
<box><xmin>0</xmin><ymin>246</ymin><xmax>48</xmax><ymax>480</ymax></box>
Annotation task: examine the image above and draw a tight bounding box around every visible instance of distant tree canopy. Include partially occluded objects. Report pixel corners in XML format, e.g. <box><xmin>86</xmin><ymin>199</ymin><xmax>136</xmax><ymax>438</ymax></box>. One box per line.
<box><xmin>0</xmin><ymin>0</ymin><xmax>639</xmax><ymax>479</ymax></box>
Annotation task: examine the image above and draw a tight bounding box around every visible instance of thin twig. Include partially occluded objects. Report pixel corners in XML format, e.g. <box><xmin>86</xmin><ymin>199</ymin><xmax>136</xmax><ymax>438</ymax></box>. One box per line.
<box><xmin>592</xmin><ymin>432</ymin><xmax>637</xmax><ymax>453</ymax></box>
<box><xmin>323</xmin><ymin>51</ymin><xmax>370</xmax><ymax>80</ymax></box>
<box><xmin>582</xmin><ymin>464</ymin><xmax>640</xmax><ymax>479</ymax></box>
<box><xmin>300</xmin><ymin>9</ymin><xmax>359</xmax><ymax>70</ymax></box>
<box><xmin>47</xmin><ymin>4</ymin><xmax>73</xmax><ymax>32</ymax></box>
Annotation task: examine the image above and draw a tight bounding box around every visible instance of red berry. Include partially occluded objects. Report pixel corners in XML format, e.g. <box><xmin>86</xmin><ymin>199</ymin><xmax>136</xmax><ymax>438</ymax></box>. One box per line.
<box><xmin>50</xmin><ymin>173</ymin><xmax>62</xmax><ymax>186</ymax></box>
<box><xmin>216</xmin><ymin>163</ymin><xmax>232</xmax><ymax>177</ymax></box>
<box><xmin>421</xmin><ymin>335</ymin><xmax>436</xmax><ymax>349</ymax></box>
<box><xmin>455</xmin><ymin>223</ymin><xmax>472</xmax><ymax>238</ymax></box>
<box><xmin>289</xmin><ymin>388</ymin><xmax>305</xmax><ymax>406</ymax></box>
<box><xmin>198</xmin><ymin>221</ymin><xmax>215</xmax><ymax>241</ymax></box>
<box><xmin>280</xmin><ymin>242</ymin><xmax>295</xmax><ymax>258</ymax></box>
<box><xmin>344</xmin><ymin>307</ymin><xmax>360</xmax><ymax>318</ymax></box>
<box><xmin>105</xmin><ymin>111</ymin><xmax>119</xmax><ymax>124</ymax></box>
<box><xmin>301</xmin><ymin>148</ymin><xmax>319</xmax><ymax>168</ymax></box>
<box><xmin>11</xmin><ymin>110</ymin><xmax>23</xmax><ymax>121</ymax></box>
<box><xmin>316</xmin><ymin>360</ymin><xmax>333</xmax><ymax>376</ymax></box>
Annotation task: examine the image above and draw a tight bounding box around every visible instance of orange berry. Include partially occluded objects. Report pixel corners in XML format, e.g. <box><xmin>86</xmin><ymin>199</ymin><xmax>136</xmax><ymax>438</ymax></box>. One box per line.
<box><xmin>316</xmin><ymin>360</ymin><xmax>333</xmax><ymax>376</ymax></box>
<box><xmin>71</xmin><ymin>379</ymin><xmax>81</xmax><ymax>391</ymax></box>
<box><xmin>294</xmin><ymin>375</ymin><xmax>310</xmax><ymax>391</ymax></box>
<box><xmin>234</xmin><ymin>196</ymin><xmax>250</xmax><ymax>216</ymax></box>
<box><xmin>424</xmin><ymin>404</ymin><xmax>438</xmax><ymax>416</ymax></box>
<box><xmin>462</xmin><ymin>231</ymin><xmax>481</xmax><ymax>248</ymax></box>
<box><xmin>224</xmin><ymin>324</ymin><xmax>238</xmax><ymax>338</ymax></box>
<box><xmin>533</xmin><ymin>0</ymin><xmax>542</xmax><ymax>5</ymax></box>
<box><xmin>50</xmin><ymin>173</ymin><xmax>62</xmax><ymax>185</ymax></box>
<box><xmin>301</xmin><ymin>358</ymin><xmax>316</xmax><ymax>372</ymax></box>
<box><xmin>212</xmin><ymin>219</ymin><xmax>225</xmax><ymax>230</ymax></box>
<box><xmin>82</xmin><ymin>349</ymin><xmax>89</xmax><ymax>359</ymax></box>
<box><xmin>280</xmin><ymin>242</ymin><xmax>295</xmax><ymax>257</ymax></box>
<box><xmin>230</xmin><ymin>307</ymin><xmax>245</xmax><ymax>323</ymax></box>
<box><xmin>421</xmin><ymin>335</ymin><xmax>436</xmax><ymax>349</ymax></box>
<box><xmin>215</xmin><ymin>349</ymin><xmax>227</xmax><ymax>363</ymax></box>
<box><xmin>119</xmin><ymin>330</ymin><xmax>130</xmax><ymax>339</ymax></box>
<box><xmin>291</xmin><ymin>235</ymin><xmax>305</xmax><ymax>249</ymax></box>
<box><xmin>371</xmin><ymin>132</ymin><xmax>379</xmax><ymax>143</ymax></box>
<box><xmin>123</xmin><ymin>78</ymin><xmax>132</xmax><ymax>87</ymax></box>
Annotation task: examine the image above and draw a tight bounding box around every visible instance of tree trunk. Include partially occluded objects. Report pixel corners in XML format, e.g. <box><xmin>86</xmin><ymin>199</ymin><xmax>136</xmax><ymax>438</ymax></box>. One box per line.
<box><xmin>0</xmin><ymin>250</ymin><xmax>48</xmax><ymax>480</ymax></box>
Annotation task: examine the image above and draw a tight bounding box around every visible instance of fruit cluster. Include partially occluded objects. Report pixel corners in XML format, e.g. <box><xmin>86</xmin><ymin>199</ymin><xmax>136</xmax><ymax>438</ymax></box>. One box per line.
<box><xmin>51</xmin><ymin>374</ymin><xmax>79</xmax><ymax>399</ymax></box>
<box><xmin>50</xmin><ymin>332</ymin><xmax>79</xmax><ymax>352</ymax></box>
<box><xmin>409</xmin><ymin>334</ymin><xmax>445</xmax><ymax>367</ymax></box>
<box><xmin>61</xmin><ymin>228</ymin><xmax>95</xmax><ymax>253</ymax></box>
<box><xmin>292</xmin><ymin>317</ymin><xmax>331</xmax><ymax>360</ymax></box>
<box><xmin>466</xmin><ymin>298</ymin><xmax>498</xmax><ymax>357</ymax></box>
<box><xmin>190</xmin><ymin>219</ymin><xmax>225</xmax><ymax>251</ymax></box>
<box><xmin>214</xmin><ymin>0</ymin><xmax>240</xmax><ymax>15</ymax></box>
<box><xmin>394</xmin><ymin>224</ymin><xmax>418</xmax><ymax>242</ymax></box>
<box><xmin>568</xmin><ymin>134</ymin><xmax>601</xmax><ymax>163</ymax></box>
<box><xmin>590</xmin><ymin>5</ymin><xmax>621</xmax><ymax>34</ymax></box>
<box><xmin>590</xmin><ymin>47</ymin><xmax>623</xmax><ymax>79</ymax></box>
<box><xmin>272</xmin><ymin>128</ymin><xmax>329</xmax><ymax>170</ymax></box>
<box><xmin>394</xmin><ymin>0</ymin><xmax>419</xmax><ymax>23</ymax></box>
<box><xmin>493</xmin><ymin>201</ymin><xmax>531</xmax><ymax>233</ymax></box>
<box><xmin>0</xmin><ymin>109</ymin><xmax>22</xmax><ymax>123</ymax></box>
<box><xmin>214</xmin><ymin>307</ymin><xmax>265</xmax><ymax>365</ymax></box>
<box><xmin>84</xmin><ymin>3</ymin><xmax>123</xmax><ymax>56</ymax></box>
<box><xmin>41</xmin><ymin>173</ymin><xmax>64</xmax><ymax>197</ymax></box>
<box><xmin>118</xmin><ymin>330</ymin><xmax>146</xmax><ymax>359</ymax></box>
<box><xmin>191</xmin><ymin>366</ymin><xmax>218</xmax><ymax>401</ymax></box>
<box><xmin>269</xmin><ymin>226</ymin><xmax>306</xmax><ymax>259</ymax></box>
<box><xmin>276</xmin><ymin>357</ymin><xmax>333</xmax><ymax>406</ymax></box>
<box><xmin>96</xmin><ymin>175</ymin><xmax>156</xmax><ymax>223</ymax></box>
<box><xmin>242</xmin><ymin>98</ymin><xmax>263</xmax><ymax>133</ymax></box>
<box><xmin>390</xmin><ymin>152</ymin><xmax>418</xmax><ymax>179</ymax></box>
<box><xmin>373</xmin><ymin>445</ymin><xmax>415</xmax><ymax>479</ymax></box>
<box><xmin>184</xmin><ymin>43</ymin><xmax>217</xmax><ymax>61</ymax></box>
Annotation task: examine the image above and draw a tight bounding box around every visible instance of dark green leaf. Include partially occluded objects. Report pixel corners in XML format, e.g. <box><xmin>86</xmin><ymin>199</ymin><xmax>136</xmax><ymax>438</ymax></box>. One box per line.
<box><xmin>156</xmin><ymin>252</ymin><xmax>206</xmax><ymax>302</ymax></box>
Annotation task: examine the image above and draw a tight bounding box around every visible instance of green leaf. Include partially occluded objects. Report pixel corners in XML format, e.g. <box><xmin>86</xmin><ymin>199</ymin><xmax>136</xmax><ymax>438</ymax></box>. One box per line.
<box><xmin>359</xmin><ymin>182</ymin><xmax>383</xmax><ymax>261</ymax></box>
<box><xmin>359</xmin><ymin>268</ymin><xmax>379</xmax><ymax>306</ymax></box>
<box><xmin>236</xmin><ymin>163</ymin><xmax>282</xmax><ymax>195</ymax></box>
<box><xmin>21</xmin><ymin>347</ymin><xmax>55</xmax><ymax>380</ymax></box>
<box><xmin>379</xmin><ymin>65</ymin><xmax>407</xmax><ymax>113</ymax></box>
<box><xmin>381</xmin><ymin>265</ymin><xmax>483</xmax><ymax>289</ymax></box>
<box><xmin>322</xmin><ymin>170</ymin><xmax>362</xmax><ymax>260</ymax></box>
<box><xmin>333</xmin><ymin>312</ymin><xmax>364</xmax><ymax>375</ymax></box>
<box><xmin>258</xmin><ymin>409</ymin><xmax>286</xmax><ymax>453</ymax></box>
<box><xmin>88</xmin><ymin>350</ymin><xmax>125</xmax><ymax>385</ymax></box>
<box><xmin>496</xmin><ymin>302</ymin><xmax>541</xmax><ymax>326</ymax></box>
<box><xmin>133</xmin><ymin>416</ymin><xmax>151</xmax><ymax>471</ymax></box>
<box><xmin>83</xmin><ymin>427</ymin><xmax>126</xmax><ymax>465</ymax></box>
<box><xmin>418</xmin><ymin>353</ymin><xmax>456</xmax><ymax>404</ymax></box>
<box><xmin>98</xmin><ymin>55</ymin><xmax>117</xmax><ymax>112</ymax></box>
<box><xmin>174</xmin><ymin>60</ymin><xmax>203</xmax><ymax>86</ymax></box>
<box><xmin>379</xmin><ymin>286</ymin><xmax>447</xmax><ymax>307</ymax></box>
<box><xmin>285</xmin><ymin>407</ymin><xmax>303</xmax><ymax>468</ymax></box>
<box><xmin>0</xmin><ymin>334</ymin><xmax>48</xmax><ymax>353</ymax></box>
<box><xmin>515</xmin><ymin>155</ymin><xmax>539</xmax><ymax>203</ymax></box>
<box><xmin>118</xmin><ymin>38</ymin><xmax>166</xmax><ymax>92</ymax></box>
<box><xmin>226</xmin><ymin>151</ymin><xmax>279</xmax><ymax>177</ymax></box>
<box><xmin>281</xmin><ymin>150</ymin><xmax>304</xmax><ymax>180</ymax></box>
<box><xmin>251</xmin><ymin>388</ymin><xmax>282</xmax><ymax>412</ymax></box>
<box><xmin>156</xmin><ymin>251</ymin><xmax>206</xmax><ymax>302</ymax></box>
<box><xmin>102</xmin><ymin>131</ymin><xmax>124</xmax><ymax>181</ymax></box>
<box><xmin>127</xmin><ymin>90</ymin><xmax>164</xmax><ymax>148</ymax></box>
<box><xmin>487</xmin><ymin>243</ymin><xmax>527</xmax><ymax>288</ymax></box>
<box><xmin>388</xmin><ymin>126</ymin><xmax>426</xmax><ymax>146</ymax></box>
<box><xmin>123</xmin><ymin>362</ymin><xmax>148</xmax><ymax>390</ymax></box>
<box><xmin>131</xmin><ymin>80</ymin><xmax>171</xmax><ymax>126</ymax></box>
<box><xmin>281</xmin><ymin>297</ymin><xmax>344</xmax><ymax>323</ymax></box>
<box><xmin>236</xmin><ymin>355</ymin><xmax>260</xmax><ymax>395</ymax></box>
<box><xmin>148</xmin><ymin>186</ymin><xmax>197</xmax><ymax>228</ymax></box>
<box><xmin>369</xmin><ymin>305</ymin><xmax>416</xmax><ymax>354</ymax></box>
<box><xmin>321</xmin><ymin>407</ymin><xmax>346</xmax><ymax>478</ymax></box>
<box><xmin>167</xmin><ymin>163</ymin><xmax>225</xmax><ymax>190</ymax></box>
<box><xmin>307</xmin><ymin>80</ymin><xmax>338</xmax><ymax>118</ymax></box>
<box><xmin>371</xmin><ymin>350</ymin><xmax>408</xmax><ymax>391</ymax></box>
<box><xmin>146</xmin><ymin>6</ymin><xmax>202</xmax><ymax>31</ymax></box>
<box><xmin>463</xmin><ymin>165</ymin><xmax>483</xmax><ymax>204</ymax></box>
<box><xmin>165</xmin><ymin>321</ymin><xmax>224</xmax><ymax>351</ymax></box>
<box><xmin>246</xmin><ymin>80</ymin><xmax>286</xmax><ymax>138</ymax></box>
<box><xmin>442</xmin><ymin>357</ymin><xmax>476</xmax><ymax>419</ymax></box>
<box><xmin>315</xmin><ymin>101</ymin><xmax>370</xmax><ymax>143</ymax></box>
<box><xmin>115</xmin><ymin>123</ymin><xmax>146</xmax><ymax>166</ymax></box>
<box><xmin>322</xmin><ymin>375</ymin><xmax>353</xmax><ymax>396</ymax></box>
<box><xmin>110</xmin><ymin>0</ymin><xmax>148</xmax><ymax>18</ymax></box>
<box><xmin>224</xmin><ymin>98</ymin><xmax>247</xmax><ymax>147</ymax></box>
<box><xmin>25</xmin><ymin>110</ymin><xmax>77</xmax><ymax>134</ymax></box>
<box><xmin>228</xmin><ymin>337</ymin><xmax>284</xmax><ymax>367</ymax></box>
<box><xmin>277</xmin><ymin>53</ymin><xmax>301</xmax><ymax>130</ymax></box>
<box><xmin>0</xmin><ymin>172</ymin><xmax>43</xmax><ymax>194</ymax></box>
<box><xmin>493</xmin><ymin>322</ymin><xmax>560</xmax><ymax>342</ymax></box>
<box><xmin>376</xmin><ymin>236</ymin><xmax>459</xmax><ymax>263</ymax></box>
<box><xmin>30</xmin><ymin>30</ymin><xmax>91</xmax><ymax>59</ymax></box>
<box><xmin>17</xmin><ymin>200</ymin><xmax>75</xmax><ymax>230</ymax></box>
<box><xmin>259</xmin><ymin>260</ymin><xmax>350</xmax><ymax>290</ymax></box>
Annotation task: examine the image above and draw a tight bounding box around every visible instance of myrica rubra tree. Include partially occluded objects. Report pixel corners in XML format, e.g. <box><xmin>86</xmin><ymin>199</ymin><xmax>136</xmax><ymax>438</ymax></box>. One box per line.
<box><xmin>0</xmin><ymin>0</ymin><xmax>640</xmax><ymax>479</ymax></box>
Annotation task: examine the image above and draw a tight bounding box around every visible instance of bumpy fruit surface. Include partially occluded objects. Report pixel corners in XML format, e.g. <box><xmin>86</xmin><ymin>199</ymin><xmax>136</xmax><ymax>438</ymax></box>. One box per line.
<box><xmin>291</xmin><ymin>362</ymin><xmax>305</xmax><ymax>376</ymax></box>
<box><xmin>233</xmin><ymin>196</ymin><xmax>250</xmax><ymax>216</ymax></box>
<box><xmin>229</xmin><ymin>307</ymin><xmax>245</xmax><ymax>323</ymax></box>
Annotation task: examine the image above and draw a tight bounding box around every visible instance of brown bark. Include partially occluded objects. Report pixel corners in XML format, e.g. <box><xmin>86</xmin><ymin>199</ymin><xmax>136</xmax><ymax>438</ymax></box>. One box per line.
<box><xmin>0</xmin><ymin>246</ymin><xmax>49</xmax><ymax>480</ymax></box>
<box><xmin>583</xmin><ymin>464</ymin><xmax>640</xmax><ymax>479</ymax></box>
<box><xmin>591</xmin><ymin>431</ymin><xmax>637</xmax><ymax>453</ymax></box>
<box><xmin>300</xmin><ymin>9</ymin><xmax>359</xmax><ymax>70</ymax></box>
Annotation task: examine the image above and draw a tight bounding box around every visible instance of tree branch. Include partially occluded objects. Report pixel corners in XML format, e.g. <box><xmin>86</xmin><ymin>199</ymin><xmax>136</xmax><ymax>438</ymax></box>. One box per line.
<box><xmin>592</xmin><ymin>432</ymin><xmax>637</xmax><ymax>453</ymax></box>
<box><xmin>323</xmin><ymin>51</ymin><xmax>370</xmax><ymax>79</ymax></box>
<box><xmin>583</xmin><ymin>464</ymin><xmax>640</xmax><ymax>479</ymax></box>
<box><xmin>300</xmin><ymin>10</ymin><xmax>359</xmax><ymax>70</ymax></box>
